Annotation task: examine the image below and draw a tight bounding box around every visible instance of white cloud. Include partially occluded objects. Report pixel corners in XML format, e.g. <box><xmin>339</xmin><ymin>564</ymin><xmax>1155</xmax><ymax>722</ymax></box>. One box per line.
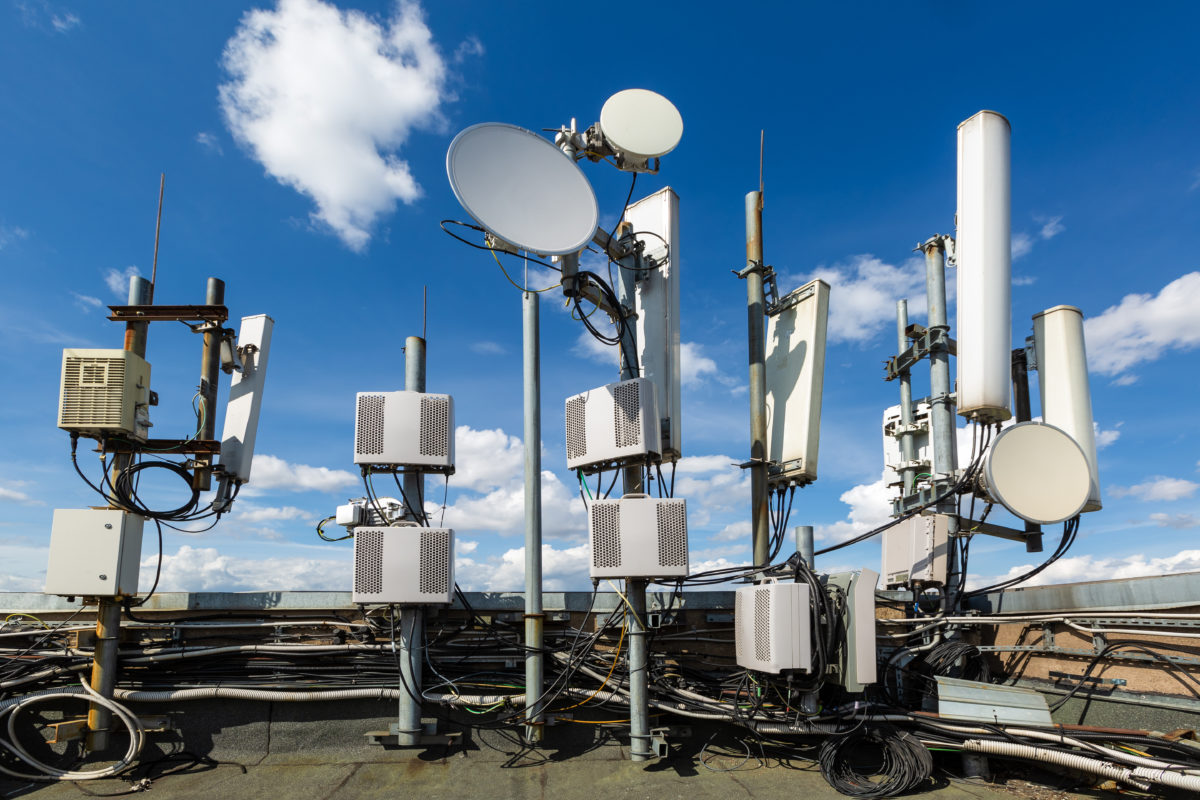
<box><xmin>104</xmin><ymin>266</ymin><xmax>141</xmax><ymax>299</ymax></box>
<box><xmin>970</xmin><ymin>550</ymin><xmax>1200</xmax><ymax>590</ymax></box>
<box><xmin>671</xmin><ymin>455</ymin><xmax>751</xmax><ymax>528</ymax></box>
<box><xmin>0</xmin><ymin>486</ymin><xmax>41</xmax><ymax>505</ymax></box>
<box><xmin>195</xmin><ymin>131</ymin><xmax>223</xmax><ymax>154</ymax></box>
<box><xmin>680</xmin><ymin>341</ymin><xmax>718</xmax><ymax>388</ymax></box>
<box><xmin>1149</xmin><ymin>513</ymin><xmax>1200</xmax><ymax>529</ymax></box>
<box><xmin>51</xmin><ymin>11</ymin><xmax>79</xmax><ymax>32</ymax></box>
<box><xmin>1093</xmin><ymin>421</ymin><xmax>1121</xmax><ymax>450</ymax></box>
<box><xmin>0</xmin><ymin>223</ymin><xmax>30</xmax><ymax>250</ymax></box>
<box><xmin>455</xmin><ymin>542</ymin><xmax>591</xmax><ymax>591</ymax></box>
<box><xmin>470</xmin><ymin>341</ymin><xmax>505</xmax><ymax>355</ymax></box>
<box><xmin>143</xmin><ymin>544</ymin><xmax>350</xmax><ymax>591</ymax></box>
<box><xmin>456</xmin><ymin>539</ymin><xmax>478</xmax><ymax>554</ymax></box>
<box><xmin>453</xmin><ymin>35</ymin><xmax>484</xmax><ymax>63</ymax></box>
<box><xmin>1038</xmin><ymin>216</ymin><xmax>1065</xmax><ymax>240</ymax></box>
<box><xmin>453</xmin><ymin>425</ymin><xmax>523</xmax><ymax>493</ymax></box>
<box><xmin>800</xmin><ymin>255</ymin><xmax>926</xmax><ymax>345</ymax></box>
<box><xmin>247</xmin><ymin>454</ymin><xmax>358</xmax><ymax>493</ymax></box>
<box><xmin>234</xmin><ymin>504</ymin><xmax>310</xmax><ymax>523</ymax></box>
<box><xmin>1111</xmin><ymin>476</ymin><xmax>1199</xmax><ymax>502</ymax></box>
<box><xmin>1011</xmin><ymin>233</ymin><xmax>1034</xmax><ymax>259</ymax></box>
<box><xmin>711</xmin><ymin>520</ymin><xmax>750</xmax><ymax>542</ymax></box>
<box><xmin>572</xmin><ymin>329</ymin><xmax>616</xmax><ymax>365</ymax></box>
<box><xmin>1012</xmin><ymin>275</ymin><xmax>1037</xmax><ymax>287</ymax></box>
<box><xmin>441</xmin><ymin>468</ymin><xmax>585</xmax><ymax>540</ymax></box>
<box><xmin>71</xmin><ymin>291</ymin><xmax>103</xmax><ymax>312</ymax></box>
<box><xmin>1084</xmin><ymin>272</ymin><xmax>1200</xmax><ymax>379</ymax></box>
<box><xmin>815</xmin><ymin>470</ymin><xmax>893</xmax><ymax>544</ymax></box>
<box><xmin>0</xmin><ymin>573</ymin><xmax>41</xmax><ymax>591</ymax></box>
<box><xmin>219</xmin><ymin>0</ymin><xmax>447</xmax><ymax>251</ymax></box>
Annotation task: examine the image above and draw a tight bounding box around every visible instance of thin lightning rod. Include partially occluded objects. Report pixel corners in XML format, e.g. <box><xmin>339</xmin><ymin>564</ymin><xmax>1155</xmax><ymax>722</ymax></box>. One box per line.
<box><xmin>150</xmin><ymin>173</ymin><xmax>165</xmax><ymax>303</ymax></box>
<box><xmin>758</xmin><ymin>130</ymin><xmax>765</xmax><ymax>210</ymax></box>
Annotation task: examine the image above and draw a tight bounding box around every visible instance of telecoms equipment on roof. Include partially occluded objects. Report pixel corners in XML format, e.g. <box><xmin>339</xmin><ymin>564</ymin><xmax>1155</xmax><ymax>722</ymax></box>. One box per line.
<box><xmin>625</xmin><ymin>188</ymin><xmax>682</xmax><ymax>460</ymax></box>
<box><xmin>734</xmin><ymin>581</ymin><xmax>812</xmax><ymax>674</ymax></box>
<box><xmin>881</xmin><ymin>513</ymin><xmax>950</xmax><ymax>589</ymax></box>
<box><xmin>58</xmin><ymin>349</ymin><xmax>152</xmax><ymax>442</ymax></box>
<box><xmin>956</xmin><ymin>110</ymin><xmax>1013</xmax><ymax>424</ymax></box>
<box><xmin>446</xmin><ymin>122</ymin><xmax>598</xmax><ymax>256</ymax></box>
<box><xmin>1032</xmin><ymin>305</ymin><xmax>1101</xmax><ymax>512</ymax></box>
<box><xmin>598</xmin><ymin>89</ymin><xmax>683</xmax><ymax>171</ymax></box>
<box><xmin>765</xmin><ymin>279</ymin><xmax>830</xmax><ymax>485</ymax></box>
<box><xmin>216</xmin><ymin>315</ymin><xmax>273</xmax><ymax>484</ymax></box>
<box><xmin>44</xmin><ymin>509</ymin><xmax>144</xmax><ymax>598</ymax></box>
<box><xmin>352</xmin><ymin>525</ymin><xmax>454</xmax><ymax>605</ymax></box>
<box><xmin>354</xmin><ymin>391</ymin><xmax>455</xmax><ymax>471</ymax></box>
<box><xmin>565</xmin><ymin>378</ymin><xmax>661</xmax><ymax>472</ymax></box>
<box><xmin>587</xmin><ymin>495</ymin><xmax>688</xmax><ymax>580</ymax></box>
<box><xmin>979</xmin><ymin>421</ymin><xmax>1089</xmax><ymax>524</ymax></box>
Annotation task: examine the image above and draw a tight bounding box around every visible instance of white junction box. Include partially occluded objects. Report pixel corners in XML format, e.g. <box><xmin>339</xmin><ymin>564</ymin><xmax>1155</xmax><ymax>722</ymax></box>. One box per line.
<box><xmin>626</xmin><ymin>187</ymin><xmax>682</xmax><ymax>461</ymax></box>
<box><xmin>588</xmin><ymin>495</ymin><xmax>687</xmax><ymax>580</ymax></box>
<box><xmin>58</xmin><ymin>349</ymin><xmax>152</xmax><ymax>442</ymax></box>
<box><xmin>734</xmin><ymin>581</ymin><xmax>812</xmax><ymax>674</ymax></box>
<box><xmin>354</xmin><ymin>391</ymin><xmax>455</xmax><ymax>470</ymax></box>
<box><xmin>44</xmin><ymin>509</ymin><xmax>144</xmax><ymax>597</ymax></box>
<box><xmin>765</xmin><ymin>279</ymin><xmax>829</xmax><ymax>485</ymax></box>
<box><xmin>882</xmin><ymin>514</ymin><xmax>950</xmax><ymax>588</ymax></box>
<box><xmin>565</xmin><ymin>378</ymin><xmax>661</xmax><ymax>472</ymax></box>
<box><xmin>352</xmin><ymin>526</ymin><xmax>454</xmax><ymax>605</ymax></box>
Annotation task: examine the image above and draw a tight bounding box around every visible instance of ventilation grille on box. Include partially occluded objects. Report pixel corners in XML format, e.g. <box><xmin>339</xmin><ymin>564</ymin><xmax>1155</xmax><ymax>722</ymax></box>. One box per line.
<box><xmin>754</xmin><ymin>588</ymin><xmax>771</xmax><ymax>664</ymax></box>
<box><xmin>355</xmin><ymin>529</ymin><xmax>384</xmax><ymax>595</ymax></box>
<box><xmin>565</xmin><ymin>396</ymin><xmax>587</xmax><ymax>460</ymax></box>
<box><xmin>356</xmin><ymin>395</ymin><xmax>386</xmax><ymax>457</ymax></box>
<box><xmin>420</xmin><ymin>529</ymin><xmax>451</xmax><ymax>595</ymax></box>
<box><xmin>656</xmin><ymin>503</ymin><xmax>687</xmax><ymax>567</ymax></box>
<box><xmin>613</xmin><ymin>382</ymin><xmax>641</xmax><ymax>448</ymax></box>
<box><xmin>420</xmin><ymin>396</ymin><xmax>450</xmax><ymax>458</ymax></box>
<box><xmin>591</xmin><ymin>504</ymin><xmax>621</xmax><ymax>568</ymax></box>
<box><xmin>61</xmin><ymin>356</ymin><xmax>125</xmax><ymax>427</ymax></box>
<box><xmin>734</xmin><ymin>590</ymin><xmax>748</xmax><ymax>664</ymax></box>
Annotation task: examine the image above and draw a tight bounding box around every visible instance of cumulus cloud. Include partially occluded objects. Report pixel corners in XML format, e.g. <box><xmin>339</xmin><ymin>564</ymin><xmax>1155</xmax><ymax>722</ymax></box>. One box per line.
<box><xmin>234</xmin><ymin>504</ymin><xmax>311</xmax><ymax>523</ymax></box>
<box><xmin>680</xmin><ymin>341</ymin><xmax>718</xmax><ymax>387</ymax></box>
<box><xmin>104</xmin><ymin>266</ymin><xmax>141</xmax><ymax>298</ymax></box>
<box><xmin>799</xmin><ymin>255</ymin><xmax>926</xmax><ymax>345</ymax></box>
<box><xmin>456</xmin><ymin>542</ymin><xmax>591</xmax><ymax>591</ymax></box>
<box><xmin>572</xmin><ymin>329</ymin><xmax>616</xmax><ymax>365</ymax></box>
<box><xmin>219</xmin><ymin>0</ymin><xmax>448</xmax><ymax>250</ymax></box>
<box><xmin>969</xmin><ymin>550</ymin><xmax>1200</xmax><ymax>590</ymax></box>
<box><xmin>711</xmin><ymin>520</ymin><xmax>750</xmax><ymax>542</ymax></box>
<box><xmin>1084</xmin><ymin>272</ymin><xmax>1200</xmax><ymax>380</ymax></box>
<box><xmin>671</xmin><ymin>455</ymin><xmax>751</xmax><ymax>528</ymax></box>
<box><xmin>0</xmin><ymin>485</ymin><xmax>42</xmax><ymax>505</ymax></box>
<box><xmin>247</xmin><ymin>454</ymin><xmax>357</xmax><ymax>493</ymax></box>
<box><xmin>452</xmin><ymin>425</ymin><xmax>524</xmax><ymax>493</ymax></box>
<box><xmin>441</xmin><ymin>468</ymin><xmax>585</xmax><ymax>540</ymax></box>
<box><xmin>1111</xmin><ymin>476</ymin><xmax>1199</xmax><ymax>502</ymax></box>
<box><xmin>1150</xmin><ymin>513</ymin><xmax>1200</xmax><ymax>529</ymax></box>
<box><xmin>143</xmin><ymin>544</ymin><xmax>350</xmax><ymax>591</ymax></box>
<box><xmin>1010</xmin><ymin>233</ymin><xmax>1034</xmax><ymax>260</ymax></box>
<box><xmin>1094</xmin><ymin>422</ymin><xmax>1121</xmax><ymax>449</ymax></box>
<box><xmin>815</xmin><ymin>470</ymin><xmax>893</xmax><ymax>545</ymax></box>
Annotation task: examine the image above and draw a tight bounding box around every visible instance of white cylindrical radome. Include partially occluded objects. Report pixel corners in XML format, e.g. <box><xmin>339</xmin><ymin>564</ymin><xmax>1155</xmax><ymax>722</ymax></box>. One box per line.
<box><xmin>956</xmin><ymin>110</ymin><xmax>1012</xmax><ymax>423</ymax></box>
<box><xmin>1033</xmin><ymin>305</ymin><xmax>1102</xmax><ymax>512</ymax></box>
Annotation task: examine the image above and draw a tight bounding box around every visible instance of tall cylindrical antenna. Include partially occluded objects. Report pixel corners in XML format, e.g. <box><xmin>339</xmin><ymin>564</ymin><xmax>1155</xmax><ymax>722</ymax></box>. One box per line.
<box><xmin>150</xmin><ymin>173</ymin><xmax>165</xmax><ymax>304</ymax></box>
<box><xmin>956</xmin><ymin>111</ymin><xmax>1012</xmax><ymax>423</ymax></box>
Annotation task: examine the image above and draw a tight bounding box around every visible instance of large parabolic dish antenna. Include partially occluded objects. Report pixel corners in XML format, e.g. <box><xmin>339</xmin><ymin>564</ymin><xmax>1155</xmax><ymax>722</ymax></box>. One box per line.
<box><xmin>981</xmin><ymin>421</ymin><xmax>1090</xmax><ymax>525</ymax></box>
<box><xmin>599</xmin><ymin>89</ymin><xmax>683</xmax><ymax>160</ymax></box>
<box><xmin>446</xmin><ymin>123</ymin><xmax>599</xmax><ymax>256</ymax></box>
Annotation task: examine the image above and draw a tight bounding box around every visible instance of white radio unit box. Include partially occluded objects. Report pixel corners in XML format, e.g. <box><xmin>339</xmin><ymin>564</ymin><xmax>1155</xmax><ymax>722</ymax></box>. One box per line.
<box><xmin>882</xmin><ymin>513</ymin><xmax>949</xmax><ymax>588</ymax></box>
<box><xmin>734</xmin><ymin>581</ymin><xmax>812</xmax><ymax>674</ymax></box>
<box><xmin>588</xmin><ymin>495</ymin><xmax>687</xmax><ymax>580</ymax></box>
<box><xmin>354</xmin><ymin>391</ymin><xmax>454</xmax><ymax>470</ymax></box>
<box><xmin>565</xmin><ymin>378</ymin><xmax>660</xmax><ymax>472</ymax></box>
<box><xmin>58</xmin><ymin>349</ymin><xmax>152</xmax><ymax>442</ymax></box>
<box><xmin>352</xmin><ymin>526</ymin><xmax>454</xmax><ymax>605</ymax></box>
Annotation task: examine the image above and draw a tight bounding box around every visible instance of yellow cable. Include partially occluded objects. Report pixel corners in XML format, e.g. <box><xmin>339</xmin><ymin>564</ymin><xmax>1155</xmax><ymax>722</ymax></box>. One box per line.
<box><xmin>606</xmin><ymin>581</ymin><xmax>646</xmax><ymax>629</ymax></box>
<box><xmin>4</xmin><ymin>613</ymin><xmax>48</xmax><ymax>628</ymax></box>
<box><xmin>566</xmin><ymin>718</ymin><xmax>630</xmax><ymax>724</ymax></box>
<box><xmin>557</xmin><ymin>619</ymin><xmax>626</xmax><ymax>711</ymax></box>
<box><xmin>491</xmin><ymin>249</ymin><xmax>559</xmax><ymax>293</ymax></box>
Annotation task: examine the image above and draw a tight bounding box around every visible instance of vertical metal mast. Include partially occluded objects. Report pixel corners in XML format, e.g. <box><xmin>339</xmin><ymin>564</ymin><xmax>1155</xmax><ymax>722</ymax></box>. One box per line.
<box><xmin>522</xmin><ymin>287</ymin><xmax>545</xmax><ymax>744</ymax></box>
<box><xmin>396</xmin><ymin>335</ymin><xmax>426</xmax><ymax>746</ymax></box>
<box><xmin>743</xmin><ymin>191</ymin><xmax>770</xmax><ymax>568</ymax></box>
<box><xmin>895</xmin><ymin>300</ymin><xmax>918</xmax><ymax>498</ymax></box>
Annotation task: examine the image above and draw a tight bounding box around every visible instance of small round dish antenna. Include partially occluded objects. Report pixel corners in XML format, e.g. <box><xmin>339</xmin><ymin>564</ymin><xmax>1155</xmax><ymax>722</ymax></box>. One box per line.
<box><xmin>980</xmin><ymin>422</ymin><xmax>1090</xmax><ymax>525</ymax></box>
<box><xmin>446</xmin><ymin>123</ymin><xmax>598</xmax><ymax>256</ymax></box>
<box><xmin>599</xmin><ymin>89</ymin><xmax>683</xmax><ymax>160</ymax></box>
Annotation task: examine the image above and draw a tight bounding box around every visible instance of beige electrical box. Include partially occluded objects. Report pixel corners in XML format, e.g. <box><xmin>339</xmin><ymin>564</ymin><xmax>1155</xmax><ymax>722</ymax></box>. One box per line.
<box><xmin>882</xmin><ymin>513</ymin><xmax>950</xmax><ymax>588</ymax></box>
<box><xmin>44</xmin><ymin>509</ymin><xmax>144</xmax><ymax>597</ymax></box>
<box><xmin>58</xmin><ymin>349</ymin><xmax>151</xmax><ymax>441</ymax></box>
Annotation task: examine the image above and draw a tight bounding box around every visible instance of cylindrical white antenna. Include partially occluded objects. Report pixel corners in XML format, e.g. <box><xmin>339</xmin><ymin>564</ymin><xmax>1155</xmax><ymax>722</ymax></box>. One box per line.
<box><xmin>956</xmin><ymin>110</ymin><xmax>1012</xmax><ymax>423</ymax></box>
<box><xmin>1033</xmin><ymin>305</ymin><xmax>1101</xmax><ymax>512</ymax></box>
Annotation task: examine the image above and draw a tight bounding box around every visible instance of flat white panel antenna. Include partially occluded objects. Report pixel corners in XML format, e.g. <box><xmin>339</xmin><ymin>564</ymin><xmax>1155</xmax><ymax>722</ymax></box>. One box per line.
<box><xmin>981</xmin><ymin>421</ymin><xmax>1089</xmax><ymax>524</ymax></box>
<box><xmin>956</xmin><ymin>110</ymin><xmax>1013</xmax><ymax>423</ymax></box>
<box><xmin>446</xmin><ymin>123</ymin><xmax>598</xmax><ymax>256</ymax></box>
<box><xmin>599</xmin><ymin>89</ymin><xmax>683</xmax><ymax>160</ymax></box>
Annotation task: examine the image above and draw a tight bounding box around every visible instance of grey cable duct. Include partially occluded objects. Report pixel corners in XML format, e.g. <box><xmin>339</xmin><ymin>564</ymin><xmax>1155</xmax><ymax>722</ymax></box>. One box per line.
<box><xmin>958</xmin><ymin>739</ymin><xmax>1200</xmax><ymax>793</ymax></box>
<box><xmin>111</xmin><ymin>687</ymin><xmax>524</xmax><ymax>706</ymax></box>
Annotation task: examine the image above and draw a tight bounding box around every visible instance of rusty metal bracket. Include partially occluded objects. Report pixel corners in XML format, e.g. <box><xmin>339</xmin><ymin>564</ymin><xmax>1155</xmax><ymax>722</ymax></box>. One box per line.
<box><xmin>107</xmin><ymin>304</ymin><xmax>228</xmax><ymax>323</ymax></box>
<box><xmin>885</xmin><ymin>325</ymin><xmax>957</xmax><ymax>381</ymax></box>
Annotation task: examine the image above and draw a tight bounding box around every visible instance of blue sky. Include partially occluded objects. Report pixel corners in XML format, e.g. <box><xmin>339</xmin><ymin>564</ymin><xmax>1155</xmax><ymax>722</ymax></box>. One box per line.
<box><xmin>1</xmin><ymin>0</ymin><xmax>1198</xmax><ymax>592</ymax></box>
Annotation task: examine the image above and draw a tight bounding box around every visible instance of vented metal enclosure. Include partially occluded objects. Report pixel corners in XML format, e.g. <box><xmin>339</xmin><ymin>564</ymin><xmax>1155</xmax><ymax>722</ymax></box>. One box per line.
<box><xmin>765</xmin><ymin>280</ymin><xmax>830</xmax><ymax>485</ymax></box>
<box><xmin>58</xmin><ymin>349</ymin><xmax>152</xmax><ymax>441</ymax></box>
<box><xmin>564</xmin><ymin>378</ymin><xmax>660</xmax><ymax>472</ymax></box>
<box><xmin>353</xmin><ymin>391</ymin><xmax>454</xmax><ymax>470</ymax></box>
<box><xmin>734</xmin><ymin>581</ymin><xmax>812</xmax><ymax>674</ymax></box>
<box><xmin>352</xmin><ymin>526</ymin><xmax>454</xmax><ymax>604</ymax></box>
<box><xmin>587</xmin><ymin>495</ymin><xmax>687</xmax><ymax>580</ymax></box>
<box><xmin>44</xmin><ymin>509</ymin><xmax>144</xmax><ymax>597</ymax></box>
<box><xmin>882</xmin><ymin>513</ymin><xmax>949</xmax><ymax>588</ymax></box>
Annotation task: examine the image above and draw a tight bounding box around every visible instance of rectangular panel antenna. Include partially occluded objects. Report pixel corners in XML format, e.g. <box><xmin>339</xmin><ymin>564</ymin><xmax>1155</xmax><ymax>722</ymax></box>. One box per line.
<box><xmin>765</xmin><ymin>279</ymin><xmax>830</xmax><ymax>485</ymax></box>
<box><xmin>217</xmin><ymin>314</ymin><xmax>274</xmax><ymax>482</ymax></box>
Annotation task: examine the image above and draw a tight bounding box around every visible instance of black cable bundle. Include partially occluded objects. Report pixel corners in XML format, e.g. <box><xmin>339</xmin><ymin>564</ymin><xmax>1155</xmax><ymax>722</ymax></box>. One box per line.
<box><xmin>819</xmin><ymin>725</ymin><xmax>933</xmax><ymax>798</ymax></box>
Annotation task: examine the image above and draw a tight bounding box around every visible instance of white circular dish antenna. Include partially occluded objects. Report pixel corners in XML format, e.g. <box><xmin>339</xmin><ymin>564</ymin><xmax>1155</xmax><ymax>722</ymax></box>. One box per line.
<box><xmin>446</xmin><ymin>123</ymin><xmax>598</xmax><ymax>256</ymax></box>
<box><xmin>981</xmin><ymin>422</ymin><xmax>1090</xmax><ymax>525</ymax></box>
<box><xmin>599</xmin><ymin>89</ymin><xmax>683</xmax><ymax>160</ymax></box>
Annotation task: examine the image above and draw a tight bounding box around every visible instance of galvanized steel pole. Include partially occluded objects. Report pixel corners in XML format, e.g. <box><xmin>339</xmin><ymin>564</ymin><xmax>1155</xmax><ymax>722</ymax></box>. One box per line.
<box><xmin>795</xmin><ymin>525</ymin><xmax>815</xmax><ymax>570</ymax></box>
<box><xmin>397</xmin><ymin>335</ymin><xmax>426</xmax><ymax>746</ymax></box>
<box><xmin>522</xmin><ymin>290</ymin><xmax>545</xmax><ymax>744</ymax></box>
<box><xmin>921</xmin><ymin>238</ymin><xmax>961</xmax><ymax>604</ymax></box>
<box><xmin>195</xmin><ymin>278</ymin><xmax>224</xmax><ymax>491</ymax></box>
<box><xmin>745</xmin><ymin>191</ymin><xmax>770</xmax><ymax>568</ymax></box>
<box><xmin>88</xmin><ymin>274</ymin><xmax>152</xmax><ymax>751</ymax></box>
<box><xmin>896</xmin><ymin>300</ymin><xmax>918</xmax><ymax>498</ymax></box>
